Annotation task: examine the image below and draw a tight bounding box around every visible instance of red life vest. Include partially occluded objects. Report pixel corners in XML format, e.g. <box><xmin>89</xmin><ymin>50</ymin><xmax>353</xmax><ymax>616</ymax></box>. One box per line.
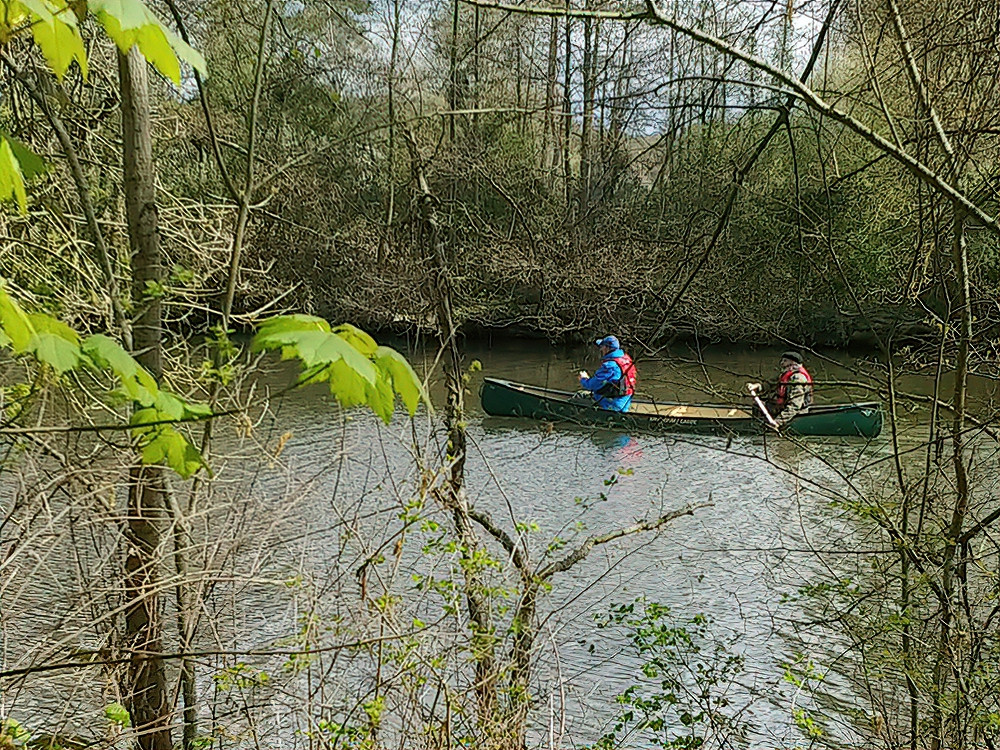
<box><xmin>774</xmin><ymin>365</ymin><xmax>813</xmax><ymax>409</ymax></box>
<box><xmin>602</xmin><ymin>354</ymin><xmax>637</xmax><ymax>397</ymax></box>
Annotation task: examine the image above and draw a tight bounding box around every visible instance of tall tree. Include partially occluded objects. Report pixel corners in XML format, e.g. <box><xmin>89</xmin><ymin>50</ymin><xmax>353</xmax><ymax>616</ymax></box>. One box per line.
<box><xmin>118</xmin><ymin>45</ymin><xmax>172</xmax><ymax>750</ymax></box>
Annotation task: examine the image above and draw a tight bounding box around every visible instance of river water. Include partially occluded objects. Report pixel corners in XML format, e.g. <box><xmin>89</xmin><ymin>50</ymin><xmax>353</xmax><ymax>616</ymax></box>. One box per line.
<box><xmin>209</xmin><ymin>339</ymin><xmax>895</xmax><ymax>747</ymax></box>
<box><xmin>1</xmin><ymin>338</ymin><xmax>991</xmax><ymax>748</ymax></box>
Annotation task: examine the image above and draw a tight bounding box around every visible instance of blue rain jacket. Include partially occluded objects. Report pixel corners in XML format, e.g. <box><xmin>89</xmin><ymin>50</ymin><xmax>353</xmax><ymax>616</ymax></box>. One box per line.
<box><xmin>579</xmin><ymin>348</ymin><xmax>633</xmax><ymax>412</ymax></box>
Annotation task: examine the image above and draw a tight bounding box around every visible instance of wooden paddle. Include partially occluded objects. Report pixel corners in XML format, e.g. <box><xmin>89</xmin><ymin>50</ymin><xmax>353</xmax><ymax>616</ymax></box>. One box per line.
<box><xmin>747</xmin><ymin>383</ymin><xmax>780</xmax><ymax>430</ymax></box>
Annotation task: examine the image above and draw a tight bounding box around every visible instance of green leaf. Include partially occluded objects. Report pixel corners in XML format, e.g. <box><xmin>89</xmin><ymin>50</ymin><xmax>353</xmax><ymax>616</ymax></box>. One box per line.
<box><xmin>365</xmin><ymin>369</ymin><xmax>396</xmax><ymax>424</ymax></box>
<box><xmin>15</xmin><ymin>0</ymin><xmax>56</xmax><ymax>21</ymax></box>
<box><xmin>26</xmin><ymin>312</ymin><xmax>83</xmax><ymax>373</ymax></box>
<box><xmin>0</xmin><ymin>286</ymin><xmax>35</xmax><ymax>352</ymax></box>
<box><xmin>164</xmin><ymin>26</ymin><xmax>207</xmax><ymax>78</ymax></box>
<box><xmin>4</xmin><ymin>135</ymin><xmax>49</xmax><ymax>180</ymax></box>
<box><xmin>375</xmin><ymin>345</ymin><xmax>426</xmax><ymax>416</ymax></box>
<box><xmin>131</xmin><ymin>408</ymin><xmax>206</xmax><ymax>479</ymax></box>
<box><xmin>130</xmin><ymin>406</ymin><xmax>159</xmax><ymax>433</ymax></box>
<box><xmin>153</xmin><ymin>390</ymin><xmax>211</xmax><ymax>420</ymax></box>
<box><xmin>314</xmin><ymin>333</ymin><xmax>378</xmax><ymax>384</ymax></box>
<box><xmin>253</xmin><ymin>315</ymin><xmax>427</xmax><ymax>423</ymax></box>
<box><xmin>90</xmin><ymin>0</ymin><xmax>147</xmax><ymax>29</ymax></box>
<box><xmin>138</xmin><ymin>425</ymin><xmax>206</xmax><ymax>478</ymax></box>
<box><xmin>82</xmin><ymin>334</ymin><xmax>159</xmax><ymax>404</ymax></box>
<box><xmin>333</xmin><ymin>323</ymin><xmax>378</xmax><ymax>357</ymax></box>
<box><xmin>256</xmin><ymin>327</ymin><xmax>377</xmax><ymax>385</ymax></box>
<box><xmin>183</xmin><ymin>400</ymin><xmax>214</xmax><ymax>418</ymax></box>
<box><xmin>96</xmin><ymin>11</ymin><xmax>176</xmax><ymax>82</ymax></box>
<box><xmin>0</xmin><ymin>289</ymin><xmax>86</xmax><ymax>372</ymax></box>
<box><xmin>0</xmin><ymin>134</ymin><xmax>49</xmax><ymax>213</ymax></box>
<box><xmin>0</xmin><ymin>139</ymin><xmax>29</xmax><ymax>213</ymax></box>
<box><xmin>153</xmin><ymin>391</ymin><xmax>186</xmax><ymax>420</ymax></box>
<box><xmin>104</xmin><ymin>702</ymin><xmax>131</xmax><ymax>727</ymax></box>
<box><xmin>0</xmin><ymin>718</ymin><xmax>30</xmax><ymax>743</ymax></box>
<box><xmin>133</xmin><ymin>24</ymin><xmax>181</xmax><ymax>83</ymax></box>
<box><xmin>325</xmin><ymin>357</ymin><xmax>374</xmax><ymax>408</ymax></box>
<box><xmin>90</xmin><ymin>0</ymin><xmax>207</xmax><ymax>81</ymax></box>
<box><xmin>29</xmin><ymin>13</ymin><xmax>89</xmax><ymax>79</ymax></box>
<box><xmin>251</xmin><ymin>314</ymin><xmax>332</xmax><ymax>351</ymax></box>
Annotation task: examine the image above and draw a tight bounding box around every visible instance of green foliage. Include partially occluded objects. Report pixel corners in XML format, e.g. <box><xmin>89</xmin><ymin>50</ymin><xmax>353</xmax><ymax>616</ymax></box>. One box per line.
<box><xmin>313</xmin><ymin>717</ymin><xmax>376</xmax><ymax>749</ymax></box>
<box><xmin>212</xmin><ymin>663</ymin><xmax>270</xmax><ymax>691</ymax></box>
<box><xmin>199</xmin><ymin>325</ymin><xmax>239</xmax><ymax>386</ymax></box>
<box><xmin>131</xmin><ymin>412</ymin><xmax>206</xmax><ymax>478</ymax></box>
<box><xmin>3</xmin><ymin>0</ymin><xmax>89</xmax><ymax>78</ymax></box>
<box><xmin>251</xmin><ymin>316</ymin><xmax>428</xmax><ymax>423</ymax></box>
<box><xmin>781</xmin><ymin>653</ymin><xmax>827</xmax><ymax>740</ymax></box>
<box><xmin>362</xmin><ymin>696</ymin><xmax>385</xmax><ymax>728</ymax></box>
<box><xmin>792</xmin><ymin>707</ymin><xmax>824</xmax><ymax>739</ymax></box>
<box><xmin>592</xmin><ymin>599</ymin><xmax>748</xmax><ymax>749</ymax></box>
<box><xmin>1</xmin><ymin>0</ymin><xmax>205</xmax><ymax>82</ymax></box>
<box><xmin>0</xmin><ymin>285</ymin><xmax>209</xmax><ymax>478</ymax></box>
<box><xmin>24</xmin><ymin>313</ymin><xmax>84</xmax><ymax>373</ymax></box>
<box><xmin>0</xmin><ymin>718</ymin><xmax>30</xmax><ymax>746</ymax></box>
<box><xmin>0</xmin><ymin>0</ymin><xmax>207</xmax><ymax>212</ymax></box>
<box><xmin>780</xmin><ymin>652</ymin><xmax>826</xmax><ymax>689</ymax></box>
<box><xmin>88</xmin><ymin>0</ymin><xmax>206</xmax><ymax>82</ymax></box>
<box><xmin>0</xmin><ymin>134</ymin><xmax>47</xmax><ymax>213</ymax></box>
<box><xmin>103</xmin><ymin>702</ymin><xmax>131</xmax><ymax>728</ymax></box>
<box><xmin>82</xmin><ymin>334</ymin><xmax>159</xmax><ymax>403</ymax></box>
<box><xmin>0</xmin><ymin>287</ymin><xmax>38</xmax><ymax>351</ymax></box>
<box><xmin>0</xmin><ymin>287</ymin><xmax>85</xmax><ymax>374</ymax></box>
<box><xmin>0</xmin><ymin>290</ymin><xmax>424</xmax><ymax>477</ymax></box>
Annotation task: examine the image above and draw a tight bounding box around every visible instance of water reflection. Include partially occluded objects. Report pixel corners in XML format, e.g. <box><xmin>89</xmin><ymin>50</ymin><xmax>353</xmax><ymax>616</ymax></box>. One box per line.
<box><xmin>587</xmin><ymin>430</ymin><xmax>645</xmax><ymax>463</ymax></box>
<box><xmin>12</xmin><ymin>339</ymin><xmax>989</xmax><ymax>748</ymax></box>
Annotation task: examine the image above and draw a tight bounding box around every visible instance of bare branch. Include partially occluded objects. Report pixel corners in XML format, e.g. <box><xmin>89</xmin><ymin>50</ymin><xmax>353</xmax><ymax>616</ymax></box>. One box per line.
<box><xmin>468</xmin><ymin>507</ymin><xmax>530</xmax><ymax>575</ymax></box>
<box><xmin>460</xmin><ymin>0</ymin><xmax>1000</xmax><ymax>235</ymax></box>
<box><xmin>538</xmin><ymin>502</ymin><xmax>711</xmax><ymax>579</ymax></box>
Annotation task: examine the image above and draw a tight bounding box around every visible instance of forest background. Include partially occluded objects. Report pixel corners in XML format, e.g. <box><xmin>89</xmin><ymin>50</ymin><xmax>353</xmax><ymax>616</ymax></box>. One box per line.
<box><xmin>6</xmin><ymin>0</ymin><xmax>999</xmax><ymax>348</ymax></box>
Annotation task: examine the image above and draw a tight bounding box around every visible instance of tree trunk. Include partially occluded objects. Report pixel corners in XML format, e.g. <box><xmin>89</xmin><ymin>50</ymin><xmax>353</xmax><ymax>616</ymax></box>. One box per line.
<box><xmin>118</xmin><ymin>45</ymin><xmax>173</xmax><ymax>750</ymax></box>
<box><xmin>379</xmin><ymin>0</ymin><xmax>402</xmax><ymax>264</ymax></box>
<box><xmin>579</xmin><ymin>9</ymin><xmax>595</xmax><ymax>214</ymax></box>
<box><xmin>545</xmin><ymin>16</ymin><xmax>559</xmax><ymax>175</ymax></box>
<box><xmin>473</xmin><ymin>4</ymin><xmax>481</xmax><ymax>134</ymax></box>
<box><xmin>508</xmin><ymin>582</ymin><xmax>538</xmax><ymax>750</ymax></box>
<box><xmin>562</xmin><ymin>0</ymin><xmax>573</xmax><ymax>237</ymax></box>
<box><xmin>404</xmin><ymin>132</ymin><xmax>498</xmax><ymax>744</ymax></box>
<box><xmin>448</xmin><ymin>0</ymin><xmax>459</xmax><ymax>141</ymax></box>
<box><xmin>930</xmin><ymin>205</ymin><xmax>971</xmax><ymax>750</ymax></box>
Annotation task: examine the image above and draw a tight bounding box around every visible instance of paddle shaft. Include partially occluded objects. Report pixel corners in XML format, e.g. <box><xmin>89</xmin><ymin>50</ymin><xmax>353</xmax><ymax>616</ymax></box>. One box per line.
<box><xmin>748</xmin><ymin>385</ymin><xmax>780</xmax><ymax>430</ymax></box>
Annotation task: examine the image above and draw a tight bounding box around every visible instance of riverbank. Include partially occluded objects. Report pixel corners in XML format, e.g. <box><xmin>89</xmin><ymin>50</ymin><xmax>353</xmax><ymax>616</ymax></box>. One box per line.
<box><xmin>260</xmin><ymin>278</ymin><xmax>936</xmax><ymax>352</ymax></box>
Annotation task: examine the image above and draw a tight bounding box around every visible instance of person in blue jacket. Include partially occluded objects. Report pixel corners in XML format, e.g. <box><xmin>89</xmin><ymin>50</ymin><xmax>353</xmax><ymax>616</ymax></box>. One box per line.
<box><xmin>577</xmin><ymin>335</ymin><xmax>637</xmax><ymax>412</ymax></box>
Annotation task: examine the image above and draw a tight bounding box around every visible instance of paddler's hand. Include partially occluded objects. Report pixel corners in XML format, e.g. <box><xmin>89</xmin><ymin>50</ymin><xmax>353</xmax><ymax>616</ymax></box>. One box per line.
<box><xmin>747</xmin><ymin>382</ymin><xmax>762</xmax><ymax>394</ymax></box>
<box><xmin>579</xmin><ymin>370</ymin><xmax>589</xmax><ymax>380</ymax></box>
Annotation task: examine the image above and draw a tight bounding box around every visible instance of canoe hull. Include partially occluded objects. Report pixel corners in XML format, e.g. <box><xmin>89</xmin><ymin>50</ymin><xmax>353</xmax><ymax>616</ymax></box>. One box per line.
<box><xmin>480</xmin><ymin>378</ymin><xmax>882</xmax><ymax>438</ymax></box>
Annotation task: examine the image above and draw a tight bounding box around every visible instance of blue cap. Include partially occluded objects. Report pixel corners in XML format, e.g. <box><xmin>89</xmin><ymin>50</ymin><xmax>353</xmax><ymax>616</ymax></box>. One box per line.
<box><xmin>595</xmin><ymin>335</ymin><xmax>620</xmax><ymax>350</ymax></box>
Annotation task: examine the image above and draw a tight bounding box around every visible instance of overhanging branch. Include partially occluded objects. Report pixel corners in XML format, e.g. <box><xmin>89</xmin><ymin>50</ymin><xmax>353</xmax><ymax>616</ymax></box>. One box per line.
<box><xmin>459</xmin><ymin>0</ymin><xmax>1000</xmax><ymax>235</ymax></box>
<box><xmin>539</xmin><ymin>502</ymin><xmax>711</xmax><ymax>578</ymax></box>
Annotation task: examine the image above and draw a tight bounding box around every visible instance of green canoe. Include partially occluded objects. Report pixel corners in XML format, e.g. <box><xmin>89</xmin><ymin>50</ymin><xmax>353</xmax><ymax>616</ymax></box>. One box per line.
<box><xmin>480</xmin><ymin>378</ymin><xmax>883</xmax><ymax>438</ymax></box>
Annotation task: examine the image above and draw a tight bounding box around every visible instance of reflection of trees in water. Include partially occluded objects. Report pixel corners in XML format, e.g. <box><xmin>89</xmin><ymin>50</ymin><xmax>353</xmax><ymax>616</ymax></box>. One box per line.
<box><xmin>8</xmin><ymin>360</ymin><xmax>997</xmax><ymax>749</ymax></box>
<box><xmin>756</xmin><ymin>413</ymin><xmax>1000</xmax><ymax>749</ymax></box>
